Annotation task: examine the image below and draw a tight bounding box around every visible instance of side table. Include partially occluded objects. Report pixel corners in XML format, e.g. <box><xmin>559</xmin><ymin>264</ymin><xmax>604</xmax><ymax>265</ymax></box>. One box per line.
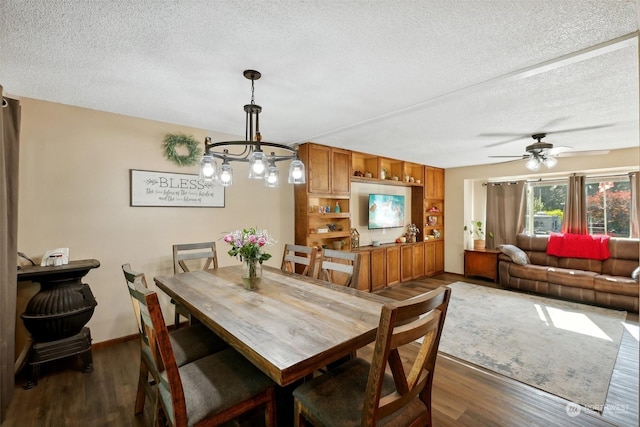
<box><xmin>464</xmin><ymin>249</ymin><xmax>501</xmax><ymax>283</ymax></box>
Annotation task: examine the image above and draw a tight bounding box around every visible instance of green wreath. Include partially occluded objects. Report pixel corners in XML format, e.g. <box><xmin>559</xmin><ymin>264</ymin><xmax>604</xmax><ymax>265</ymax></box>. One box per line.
<box><xmin>163</xmin><ymin>134</ymin><xmax>202</xmax><ymax>166</ymax></box>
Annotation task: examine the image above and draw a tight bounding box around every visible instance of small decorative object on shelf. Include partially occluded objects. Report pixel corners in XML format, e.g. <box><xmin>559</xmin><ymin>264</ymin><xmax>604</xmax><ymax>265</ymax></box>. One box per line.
<box><xmin>427</xmin><ymin>215</ymin><xmax>437</xmax><ymax>226</ymax></box>
<box><xmin>406</xmin><ymin>223</ymin><xmax>420</xmax><ymax>243</ymax></box>
<box><xmin>433</xmin><ymin>229</ymin><xmax>441</xmax><ymax>238</ymax></box>
<box><xmin>223</xmin><ymin>227</ymin><xmax>273</xmax><ymax>290</ymax></box>
<box><xmin>427</xmin><ymin>205</ymin><xmax>440</xmax><ymax>213</ymax></box>
<box><xmin>334</xmin><ymin>201</ymin><xmax>341</xmax><ymax>213</ymax></box>
<box><xmin>351</xmin><ymin>228</ymin><xmax>360</xmax><ymax>248</ymax></box>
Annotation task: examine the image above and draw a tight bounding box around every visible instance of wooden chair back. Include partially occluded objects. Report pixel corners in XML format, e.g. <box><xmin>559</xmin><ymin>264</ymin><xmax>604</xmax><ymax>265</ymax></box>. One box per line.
<box><xmin>281</xmin><ymin>244</ymin><xmax>318</xmax><ymax>277</ymax></box>
<box><xmin>173</xmin><ymin>241</ymin><xmax>218</xmax><ymax>274</ymax></box>
<box><xmin>122</xmin><ymin>263</ymin><xmax>151</xmax><ymax>348</ymax></box>
<box><xmin>362</xmin><ymin>286</ymin><xmax>451</xmax><ymax>426</ymax></box>
<box><xmin>122</xmin><ymin>263</ymin><xmax>164</xmax><ymax>416</ymax></box>
<box><xmin>125</xmin><ymin>273</ymin><xmax>189</xmax><ymax>426</ymax></box>
<box><xmin>319</xmin><ymin>248</ymin><xmax>361</xmax><ymax>288</ymax></box>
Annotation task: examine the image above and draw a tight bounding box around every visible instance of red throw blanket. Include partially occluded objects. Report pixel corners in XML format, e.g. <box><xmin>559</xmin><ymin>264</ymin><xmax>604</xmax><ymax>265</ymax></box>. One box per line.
<box><xmin>546</xmin><ymin>233</ymin><xmax>611</xmax><ymax>260</ymax></box>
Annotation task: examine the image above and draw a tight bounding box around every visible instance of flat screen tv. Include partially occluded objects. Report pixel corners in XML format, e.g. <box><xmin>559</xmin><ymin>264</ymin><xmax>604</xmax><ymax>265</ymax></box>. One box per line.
<box><xmin>368</xmin><ymin>194</ymin><xmax>405</xmax><ymax>229</ymax></box>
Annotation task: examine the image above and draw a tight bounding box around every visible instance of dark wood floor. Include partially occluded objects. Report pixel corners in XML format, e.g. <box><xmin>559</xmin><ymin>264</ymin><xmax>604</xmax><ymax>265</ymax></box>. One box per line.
<box><xmin>3</xmin><ymin>273</ymin><xmax>638</xmax><ymax>427</ymax></box>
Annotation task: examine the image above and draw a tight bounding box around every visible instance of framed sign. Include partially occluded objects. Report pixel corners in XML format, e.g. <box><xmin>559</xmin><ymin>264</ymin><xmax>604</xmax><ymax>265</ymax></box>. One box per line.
<box><xmin>130</xmin><ymin>169</ymin><xmax>224</xmax><ymax>207</ymax></box>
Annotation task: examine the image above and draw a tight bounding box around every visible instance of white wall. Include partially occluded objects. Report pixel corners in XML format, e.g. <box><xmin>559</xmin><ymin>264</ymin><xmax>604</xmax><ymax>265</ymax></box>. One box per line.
<box><xmin>16</xmin><ymin>98</ymin><xmax>295</xmax><ymax>349</ymax></box>
<box><xmin>444</xmin><ymin>148</ymin><xmax>640</xmax><ymax>275</ymax></box>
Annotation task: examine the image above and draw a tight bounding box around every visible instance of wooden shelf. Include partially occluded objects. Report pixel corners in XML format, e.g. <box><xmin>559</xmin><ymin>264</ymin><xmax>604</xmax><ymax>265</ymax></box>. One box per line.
<box><xmin>351</xmin><ymin>176</ymin><xmax>423</xmax><ymax>187</ymax></box>
<box><xmin>307</xmin><ymin>212</ymin><xmax>350</xmax><ymax>219</ymax></box>
<box><xmin>309</xmin><ymin>231</ymin><xmax>350</xmax><ymax>239</ymax></box>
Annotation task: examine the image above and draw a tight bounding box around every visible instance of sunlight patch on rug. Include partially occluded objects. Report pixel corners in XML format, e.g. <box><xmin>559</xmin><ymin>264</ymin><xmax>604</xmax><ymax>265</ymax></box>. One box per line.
<box><xmin>438</xmin><ymin>282</ymin><xmax>627</xmax><ymax>409</ymax></box>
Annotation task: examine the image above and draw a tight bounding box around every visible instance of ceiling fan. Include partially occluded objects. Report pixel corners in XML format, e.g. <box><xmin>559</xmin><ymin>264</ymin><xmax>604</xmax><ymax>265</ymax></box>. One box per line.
<box><xmin>488</xmin><ymin>133</ymin><xmax>573</xmax><ymax>171</ymax></box>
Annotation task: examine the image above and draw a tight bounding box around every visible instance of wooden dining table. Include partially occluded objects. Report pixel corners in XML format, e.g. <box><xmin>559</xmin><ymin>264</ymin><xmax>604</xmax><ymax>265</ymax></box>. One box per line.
<box><xmin>153</xmin><ymin>265</ymin><xmax>391</xmax><ymax>387</ymax></box>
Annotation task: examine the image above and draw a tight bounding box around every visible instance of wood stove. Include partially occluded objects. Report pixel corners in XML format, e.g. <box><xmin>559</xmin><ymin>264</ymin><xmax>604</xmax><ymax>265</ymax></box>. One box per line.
<box><xmin>17</xmin><ymin>259</ymin><xmax>99</xmax><ymax>388</ymax></box>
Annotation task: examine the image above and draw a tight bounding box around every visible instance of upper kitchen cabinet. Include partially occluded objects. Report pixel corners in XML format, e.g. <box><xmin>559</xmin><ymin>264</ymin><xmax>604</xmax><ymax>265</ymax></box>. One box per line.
<box><xmin>297</xmin><ymin>143</ymin><xmax>351</xmax><ymax>195</ymax></box>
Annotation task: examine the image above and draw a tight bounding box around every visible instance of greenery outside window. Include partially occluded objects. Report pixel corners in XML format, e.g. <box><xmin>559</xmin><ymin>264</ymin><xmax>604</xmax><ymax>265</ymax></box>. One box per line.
<box><xmin>525</xmin><ymin>180</ymin><xmax>567</xmax><ymax>235</ymax></box>
<box><xmin>585</xmin><ymin>176</ymin><xmax>631</xmax><ymax>237</ymax></box>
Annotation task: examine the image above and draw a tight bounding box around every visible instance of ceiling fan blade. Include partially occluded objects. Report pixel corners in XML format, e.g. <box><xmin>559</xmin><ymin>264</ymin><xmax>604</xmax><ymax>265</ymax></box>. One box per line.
<box><xmin>488</xmin><ymin>155</ymin><xmax>528</xmax><ymax>158</ymax></box>
<box><xmin>484</xmin><ymin>136</ymin><xmax>528</xmax><ymax>148</ymax></box>
<box><xmin>558</xmin><ymin>149</ymin><xmax>611</xmax><ymax>157</ymax></box>
<box><xmin>546</xmin><ymin>145</ymin><xmax>572</xmax><ymax>156</ymax></box>
<box><xmin>544</xmin><ymin>124</ymin><xmax>614</xmax><ymax>135</ymax></box>
<box><xmin>481</xmin><ymin>123</ymin><xmax>614</xmax><ymax>148</ymax></box>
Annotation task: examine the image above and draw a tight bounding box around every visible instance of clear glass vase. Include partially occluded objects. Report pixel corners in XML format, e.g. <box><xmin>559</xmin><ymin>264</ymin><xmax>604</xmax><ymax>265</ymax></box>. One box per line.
<box><xmin>241</xmin><ymin>259</ymin><xmax>262</xmax><ymax>290</ymax></box>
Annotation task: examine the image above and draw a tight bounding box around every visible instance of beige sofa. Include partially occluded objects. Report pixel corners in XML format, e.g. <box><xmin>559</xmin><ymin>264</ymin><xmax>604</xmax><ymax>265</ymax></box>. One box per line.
<box><xmin>498</xmin><ymin>233</ymin><xmax>639</xmax><ymax>312</ymax></box>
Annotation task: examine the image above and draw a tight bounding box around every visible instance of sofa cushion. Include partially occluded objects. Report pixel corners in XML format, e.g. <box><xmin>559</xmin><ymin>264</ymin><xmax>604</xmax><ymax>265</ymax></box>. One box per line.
<box><xmin>547</xmin><ymin>267</ymin><xmax>597</xmax><ymax>290</ymax></box>
<box><xmin>557</xmin><ymin>257</ymin><xmax>602</xmax><ymax>274</ymax></box>
<box><xmin>508</xmin><ymin>263</ymin><xmax>549</xmax><ymax>282</ymax></box>
<box><xmin>602</xmin><ymin>238</ymin><xmax>640</xmax><ymax>276</ymax></box>
<box><xmin>595</xmin><ymin>275</ymin><xmax>640</xmax><ymax>297</ymax></box>
<box><xmin>498</xmin><ymin>244</ymin><xmax>529</xmax><ymax>265</ymax></box>
<box><xmin>516</xmin><ymin>234</ymin><xmax>549</xmax><ymax>252</ymax></box>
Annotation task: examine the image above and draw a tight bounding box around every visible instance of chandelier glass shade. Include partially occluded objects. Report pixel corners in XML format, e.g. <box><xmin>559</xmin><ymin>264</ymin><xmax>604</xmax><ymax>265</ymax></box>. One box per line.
<box><xmin>198</xmin><ymin>70</ymin><xmax>305</xmax><ymax>188</ymax></box>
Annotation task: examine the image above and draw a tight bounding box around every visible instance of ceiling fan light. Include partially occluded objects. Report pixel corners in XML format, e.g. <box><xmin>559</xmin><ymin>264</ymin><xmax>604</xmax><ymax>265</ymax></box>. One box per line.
<box><xmin>543</xmin><ymin>156</ymin><xmax>558</xmax><ymax>168</ymax></box>
<box><xmin>525</xmin><ymin>157</ymin><xmax>540</xmax><ymax>171</ymax></box>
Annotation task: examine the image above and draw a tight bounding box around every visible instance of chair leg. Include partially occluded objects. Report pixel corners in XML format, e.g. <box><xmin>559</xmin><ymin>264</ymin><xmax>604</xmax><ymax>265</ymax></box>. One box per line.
<box><xmin>265</xmin><ymin>387</ymin><xmax>277</xmax><ymax>427</ymax></box>
<box><xmin>174</xmin><ymin>309</ymin><xmax>181</xmax><ymax>330</ymax></box>
<box><xmin>134</xmin><ymin>356</ymin><xmax>147</xmax><ymax>414</ymax></box>
<box><xmin>293</xmin><ymin>398</ymin><xmax>307</xmax><ymax>427</ymax></box>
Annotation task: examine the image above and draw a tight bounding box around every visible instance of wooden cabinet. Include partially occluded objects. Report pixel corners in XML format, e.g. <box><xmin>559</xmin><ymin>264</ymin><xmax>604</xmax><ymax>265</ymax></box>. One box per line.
<box><xmin>386</xmin><ymin>246</ymin><xmax>401</xmax><ymax>286</ymax></box>
<box><xmin>301</xmin><ymin>143</ymin><xmax>351</xmax><ymax>195</ymax></box>
<box><xmin>425</xmin><ymin>240</ymin><xmax>444</xmax><ymax>276</ymax></box>
<box><xmin>401</xmin><ymin>245</ymin><xmax>413</xmax><ymax>282</ymax></box>
<box><xmin>464</xmin><ymin>249</ymin><xmax>500</xmax><ymax>282</ymax></box>
<box><xmin>435</xmin><ymin>240</ymin><xmax>444</xmax><ymax>273</ymax></box>
<box><xmin>370</xmin><ymin>248</ymin><xmax>387</xmax><ymax>292</ymax></box>
<box><xmin>401</xmin><ymin>242</ymin><xmax>425</xmax><ymax>281</ymax></box>
<box><xmin>294</xmin><ymin>143</ymin><xmax>352</xmax><ymax>250</ymax></box>
<box><xmin>356</xmin><ymin>250</ymin><xmax>371</xmax><ymax>292</ymax></box>
<box><xmin>424</xmin><ymin>166</ymin><xmax>444</xmax><ymax>242</ymax></box>
<box><xmin>331</xmin><ymin>148</ymin><xmax>351</xmax><ymax>195</ymax></box>
<box><xmin>294</xmin><ymin>143</ymin><xmax>446</xmax><ymax>290</ymax></box>
<box><xmin>425</xmin><ymin>167</ymin><xmax>444</xmax><ymax>199</ymax></box>
<box><xmin>413</xmin><ymin>242</ymin><xmax>425</xmax><ymax>278</ymax></box>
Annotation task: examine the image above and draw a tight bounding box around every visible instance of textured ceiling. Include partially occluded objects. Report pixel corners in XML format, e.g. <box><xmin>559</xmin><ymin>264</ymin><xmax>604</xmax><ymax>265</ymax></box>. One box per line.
<box><xmin>1</xmin><ymin>0</ymin><xmax>638</xmax><ymax>168</ymax></box>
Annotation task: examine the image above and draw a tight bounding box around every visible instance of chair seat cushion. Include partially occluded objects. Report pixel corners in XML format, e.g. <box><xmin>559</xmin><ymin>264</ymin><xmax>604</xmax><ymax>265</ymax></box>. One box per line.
<box><xmin>170</xmin><ymin>323</ymin><xmax>229</xmax><ymax>366</ymax></box>
<box><xmin>161</xmin><ymin>348</ymin><xmax>274</xmax><ymax>426</ymax></box>
<box><xmin>293</xmin><ymin>358</ymin><xmax>427</xmax><ymax>426</ymax></box>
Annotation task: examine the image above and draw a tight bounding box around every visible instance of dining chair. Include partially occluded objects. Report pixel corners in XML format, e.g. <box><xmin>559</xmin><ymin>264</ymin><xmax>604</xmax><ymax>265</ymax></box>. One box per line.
<box><xmin>293</xmin><ymin>286</ymin><xmax>451</xmax><ymax>427</ymax></box>
<box><xmin>122</xmin><ymin>263</ymin><xmax>229</xmax><ymax>418</ymax></box>
<box><xmin>281</xmin><ymin>243</ymin><xmax>319</xmax><ymax>277</ymax></box>
<box><xmin>127</xmin><ymin>274</ymin><xmax>277</xmax><ymax>427</ymax></box>
<box><xmin>319</xmin><ymin>248</ymin><xmax>361</xmax><ymax>288</ymax></box>
<box><xmin>172</xmin><ymin>241</ymin><xmax>218</xmax><ymax>328</ymax></box>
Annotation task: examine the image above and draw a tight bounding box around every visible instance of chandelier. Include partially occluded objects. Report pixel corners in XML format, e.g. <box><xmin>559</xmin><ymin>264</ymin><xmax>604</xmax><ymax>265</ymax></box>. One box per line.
<box><xmin>199</xmin><ymin>70</ymin><xmax>306</xmax><ymax>188</ymax></box>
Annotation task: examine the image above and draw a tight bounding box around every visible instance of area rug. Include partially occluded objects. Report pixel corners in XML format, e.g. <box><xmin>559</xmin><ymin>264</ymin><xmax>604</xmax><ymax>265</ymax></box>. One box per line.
<box><xmin>438</xmin><ymin>282</ymin><xmax>627</xmax><ymax>409</ymax></box>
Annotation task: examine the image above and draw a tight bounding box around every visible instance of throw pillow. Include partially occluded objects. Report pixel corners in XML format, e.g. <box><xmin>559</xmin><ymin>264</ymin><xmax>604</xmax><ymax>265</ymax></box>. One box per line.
<box><xmin>498</xmin><ymin>244</ymin><xmax>530</xmax><ymax>265</ymax></box>
<box><xmin>632</xmin><ymin>266</ymin><xmax>640</xmax><ymax>282</ymax></box>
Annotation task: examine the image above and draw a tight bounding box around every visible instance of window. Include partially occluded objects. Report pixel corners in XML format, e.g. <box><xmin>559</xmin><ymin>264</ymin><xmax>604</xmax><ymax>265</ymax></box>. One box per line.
<box><xmin>585</xmin><ymin>176</ymin><xmax>631</xmax><ymax>237</ymax></box>
<box><xmin>525</xmin><ymin>180</ymin><xmax>567</xmax><ymax>235</ymax></box>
